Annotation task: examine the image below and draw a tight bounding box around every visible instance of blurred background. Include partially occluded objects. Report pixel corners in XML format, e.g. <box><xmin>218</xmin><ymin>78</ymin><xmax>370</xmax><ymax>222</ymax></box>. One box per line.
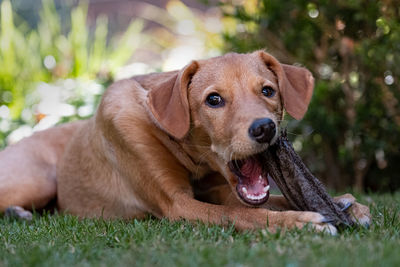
<box><xmin>0</xmin><ymin>0</ymin><xmax>398</xmax><ymax>193</ymax></box>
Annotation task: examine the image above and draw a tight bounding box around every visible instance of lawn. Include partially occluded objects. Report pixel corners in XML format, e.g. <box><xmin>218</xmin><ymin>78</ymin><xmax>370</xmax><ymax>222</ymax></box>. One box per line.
<box><xmin>0</xmin><ymin>193</ymin><xmax>399</xmax><ymax>267</ymax></box>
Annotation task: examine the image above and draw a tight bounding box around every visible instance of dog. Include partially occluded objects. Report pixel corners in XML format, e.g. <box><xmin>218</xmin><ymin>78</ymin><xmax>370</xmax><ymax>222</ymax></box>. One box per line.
<box><xmin>0</xmin><ymin>51</ymin><xmax>371</xmax><ymax>233</ymax></box>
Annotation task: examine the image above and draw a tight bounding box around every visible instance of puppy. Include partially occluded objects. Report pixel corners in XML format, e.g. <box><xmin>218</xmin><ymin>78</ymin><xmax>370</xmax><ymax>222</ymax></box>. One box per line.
<box><xmin>0</xmin><ymin>51</ymin><xmax>371</xmax><ymax>232</ymax></box>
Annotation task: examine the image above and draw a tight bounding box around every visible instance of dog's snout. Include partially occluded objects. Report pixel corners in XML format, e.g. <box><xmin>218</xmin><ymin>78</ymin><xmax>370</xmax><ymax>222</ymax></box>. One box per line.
<box><xmin>248</xmin><ymin>118</ymin><xmax>276</xmax><ymax>144</ymax></box>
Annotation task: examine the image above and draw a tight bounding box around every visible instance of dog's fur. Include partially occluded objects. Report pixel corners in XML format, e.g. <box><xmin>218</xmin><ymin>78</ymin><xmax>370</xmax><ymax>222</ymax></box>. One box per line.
<box><xmin>0</xmin><ymin>51</ymin><xmax>371</xmax><ymax>232</ymax></box>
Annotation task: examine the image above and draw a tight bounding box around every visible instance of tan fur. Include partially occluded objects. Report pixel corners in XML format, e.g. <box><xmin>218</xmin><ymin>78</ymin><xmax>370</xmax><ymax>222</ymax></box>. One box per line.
<box><xmin>0</xmin><ymin>51</ymin><xmax>370</xmax><ymax>232</ymax></box>
<box><xmin>0</xmin><ymin>121</ymin><xmax>83</xmax><ymax>210</ymax></box>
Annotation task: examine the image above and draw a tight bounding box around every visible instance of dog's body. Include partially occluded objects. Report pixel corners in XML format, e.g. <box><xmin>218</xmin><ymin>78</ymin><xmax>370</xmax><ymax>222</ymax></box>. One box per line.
<box><xmin>0</xmin><ymin>51</ymin><xmax>370</xmax><ymax>232</ymax></box>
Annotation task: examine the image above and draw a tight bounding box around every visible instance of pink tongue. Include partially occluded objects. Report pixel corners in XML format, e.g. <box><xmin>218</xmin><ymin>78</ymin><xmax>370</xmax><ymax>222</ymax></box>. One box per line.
<box><xmin>240</xmin><ymin>158</ymin><xmax>268</xmax><ymax>196</ymax></box>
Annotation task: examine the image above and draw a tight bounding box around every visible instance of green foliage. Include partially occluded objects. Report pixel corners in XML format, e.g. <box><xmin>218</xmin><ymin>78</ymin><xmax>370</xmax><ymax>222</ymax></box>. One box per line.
<box><xmin>219</xmin><ymin>0</ymin><xmax>400</xmax><ymax>191</ymax></box>
<box><xmin>0</xmin><ymin>193</ymin><xmax>399</xmax><ymax>266</ymax></box>
<box><xmin>0</xmin><ymin>0</ymin><xmax>143</xmax><ymax>146</ymax></box>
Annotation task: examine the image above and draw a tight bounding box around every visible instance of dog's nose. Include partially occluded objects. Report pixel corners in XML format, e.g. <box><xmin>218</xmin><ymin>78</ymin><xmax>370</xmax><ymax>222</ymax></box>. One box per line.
<box><xmin>248</xmin><ymin>118</ymin><xmax>276</xmax><ymax>144</ymax></box>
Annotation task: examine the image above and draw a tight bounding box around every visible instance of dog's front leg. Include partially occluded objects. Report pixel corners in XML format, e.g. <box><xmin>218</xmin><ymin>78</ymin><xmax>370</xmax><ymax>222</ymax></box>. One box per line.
<box><xmin>164</xmin><ymin>190</ymin><xmax>336</xmax><ymax>233</ymax></box>
<box><xmin>155</xmin><ymin>174</ymin><xmax>336</xmax><ymax>233</ymax></box>
<box><xmin>206</xmin><ymin>184</ymin><xmax>371</xmax><ymax>228</ymax></box>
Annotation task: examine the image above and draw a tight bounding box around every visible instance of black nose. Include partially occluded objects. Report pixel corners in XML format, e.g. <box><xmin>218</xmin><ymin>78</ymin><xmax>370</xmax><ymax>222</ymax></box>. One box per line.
<box><xmin>248</xmin><ymin>118</ymin><xmax>276</xmax><ymax>144</ymax></box>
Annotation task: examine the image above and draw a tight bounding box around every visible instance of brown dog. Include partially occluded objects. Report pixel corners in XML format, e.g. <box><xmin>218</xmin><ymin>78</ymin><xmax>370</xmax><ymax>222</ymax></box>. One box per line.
<box><xmin>0</xmin><ymin>51</ymin><xmax>371</xmax><ymax>233</ymax></box>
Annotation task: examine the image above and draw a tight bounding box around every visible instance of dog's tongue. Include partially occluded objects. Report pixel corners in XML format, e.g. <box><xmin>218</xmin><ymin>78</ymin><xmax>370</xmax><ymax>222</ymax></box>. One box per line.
<box><xmin>241</xmin><ymin>158</ymin><xmax>262</xmax><ymax>178</ymax></box>
<box><xmin>238</xmin><ymin>158</ymin><xmax>269</xmax><ymax>202</ymax></box>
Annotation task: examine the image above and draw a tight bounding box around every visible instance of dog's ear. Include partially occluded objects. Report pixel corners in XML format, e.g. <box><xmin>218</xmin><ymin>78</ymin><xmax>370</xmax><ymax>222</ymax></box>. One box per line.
<box><xmin>147</xmin><ymin>61</ymin><xmax>198</xmax><ymax>139</ymax></box>
<box><xmin>259</xmin><ymin>51</ymin><xmax>314</xmax><ymax>120</ymax></box>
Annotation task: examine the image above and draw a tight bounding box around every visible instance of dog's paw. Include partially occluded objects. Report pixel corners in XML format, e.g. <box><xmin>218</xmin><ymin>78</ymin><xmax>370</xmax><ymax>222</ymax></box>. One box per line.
<box><xmin>279</xmin><ymin>210</ymin><xmax>337</xmax><ymax>235</ymax></box>
<box><xmin>333</xmin><ymin>193</ymin><xmax>371</xmax><ymax>228</ymax></box>
<box><xmin>5</xmin><ymin>206</ymin><xmax>33</xmax><ymax>221</ymax></box>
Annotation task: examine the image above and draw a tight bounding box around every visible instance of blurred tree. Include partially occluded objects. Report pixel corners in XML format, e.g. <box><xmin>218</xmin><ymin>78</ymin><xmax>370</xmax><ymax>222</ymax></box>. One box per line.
<box><xmin>0</xmin><ymin>0</ymin><xmax>143</xmax><ymax>146</ymax></box>
<box><xmin>218</xmin><ymin>0</ymin><xmax>400</xmax><ymax>192</ymax></box>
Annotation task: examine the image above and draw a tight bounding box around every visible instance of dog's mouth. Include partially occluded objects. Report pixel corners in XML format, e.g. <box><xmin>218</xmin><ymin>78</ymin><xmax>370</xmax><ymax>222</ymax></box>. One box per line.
<box><xmin>228</xmin><ymin>155</ymin><xmax>270</xmax><ymax>206</ymax></box>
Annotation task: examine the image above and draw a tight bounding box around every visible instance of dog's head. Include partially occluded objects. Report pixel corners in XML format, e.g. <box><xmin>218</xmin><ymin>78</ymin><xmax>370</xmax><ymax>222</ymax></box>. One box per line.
<box><xmin>147</xmin><ymin>51</ymin><xmax>314</xmax><ymax>206</ymax></box>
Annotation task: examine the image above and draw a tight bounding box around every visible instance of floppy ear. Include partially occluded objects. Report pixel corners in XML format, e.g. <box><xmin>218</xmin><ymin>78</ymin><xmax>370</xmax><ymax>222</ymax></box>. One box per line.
<box><xmin>259</xmin><ymin>51</ymin><xmax>314</xmax><ymax>120</ymax></box>
<box><xmin>147</xmin><ymin>61</ymin><xmax>198</xmax><ymax>139</ymax></box>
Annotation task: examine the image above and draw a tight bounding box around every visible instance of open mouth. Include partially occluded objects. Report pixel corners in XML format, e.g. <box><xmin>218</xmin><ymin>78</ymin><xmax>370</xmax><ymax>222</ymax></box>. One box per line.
<box><xmin>228</xmin><ymin>155</ymin><xmax>270</xmax><ymax>206</ymax></box>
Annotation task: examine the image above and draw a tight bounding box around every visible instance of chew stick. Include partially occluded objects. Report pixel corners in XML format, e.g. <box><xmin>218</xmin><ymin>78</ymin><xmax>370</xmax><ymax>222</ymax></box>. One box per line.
<box><xmin>262</xmin><ymin>131</ymin><xmax>353</xmax><ymax>227</ymax></box>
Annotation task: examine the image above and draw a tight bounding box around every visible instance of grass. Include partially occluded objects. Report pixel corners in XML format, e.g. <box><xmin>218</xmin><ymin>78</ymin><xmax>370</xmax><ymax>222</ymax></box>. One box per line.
<box><xmin>0</xmin><ymin>193</ymin><xmax>399</xmax><ymax>267</ymax></box>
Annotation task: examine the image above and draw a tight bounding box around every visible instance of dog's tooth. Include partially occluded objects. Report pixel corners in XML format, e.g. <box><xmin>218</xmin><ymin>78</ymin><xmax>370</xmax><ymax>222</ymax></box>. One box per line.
<box><xmin>247</xmin><ymin>192</ymin><xmax>267</xmax><ymax>200</ymax></box>
<box><xmin>242</xmin><ymin>187</ymin><xmax>248</xmax><ymax>194</ymax></box>
<box><xmin>258</xmin><ymin>175</ymin><xmax>263</xmax><ymax>180</ymax></box>
<box><xmin>263</xmin><ymin>185</ymin><xmax>270</xmax><ymax>192</ymax></box>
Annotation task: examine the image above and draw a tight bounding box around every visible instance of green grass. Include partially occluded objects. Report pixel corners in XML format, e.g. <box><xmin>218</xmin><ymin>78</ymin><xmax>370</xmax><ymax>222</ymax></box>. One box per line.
<box><xmin>1</xmin><ymin>193</ymin><xmax>399</xmax><ymax>267</ymax></box>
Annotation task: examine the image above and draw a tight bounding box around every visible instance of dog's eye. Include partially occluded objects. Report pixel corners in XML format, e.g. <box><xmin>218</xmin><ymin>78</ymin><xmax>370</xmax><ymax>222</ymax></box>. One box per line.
<box><xmin>262</xmin><ymin>86</ymin><xmax>276</xmax><ymax>98</ymax></box>
<box><xmin>206</xmin><ymin>93</ymin><xmax>224</xmax><ymax>107</ymax></box>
